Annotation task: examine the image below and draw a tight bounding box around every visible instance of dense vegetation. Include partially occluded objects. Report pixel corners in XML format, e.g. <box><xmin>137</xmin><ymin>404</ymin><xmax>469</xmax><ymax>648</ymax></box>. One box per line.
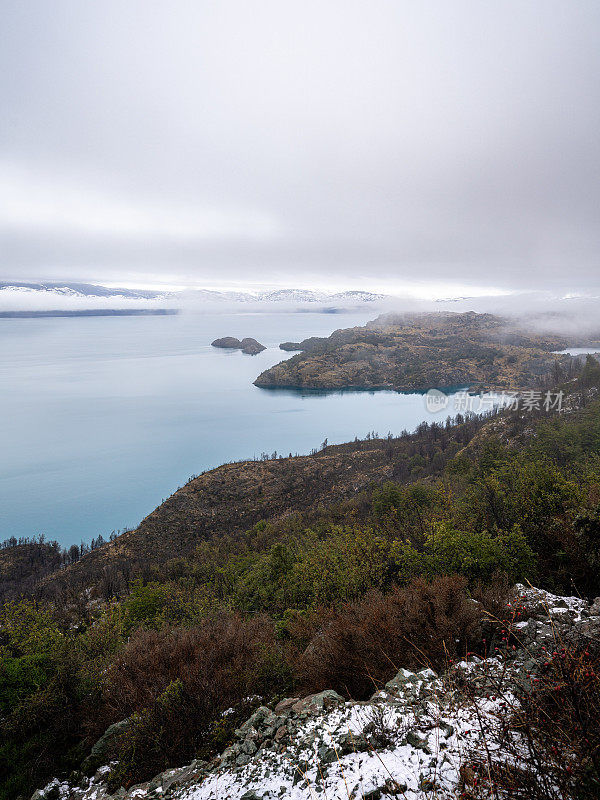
<box><xmin>2</xmin><ymin>358</ymin><xmax>600</xmax><ymax>798</ymax></box>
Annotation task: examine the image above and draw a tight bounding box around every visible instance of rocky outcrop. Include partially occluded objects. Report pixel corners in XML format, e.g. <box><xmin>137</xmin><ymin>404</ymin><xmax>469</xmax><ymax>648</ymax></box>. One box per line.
<box><xmin>278</xmin><ymin>337</ymin><xmax>322</xmax><ymax>352</ymax></box>
<box><xmin>32</xmin><ymin>585</ymin><xmax>600</xmax><ymax>800</ymax></box>
<box><xmin>279</xmin><ymin>341</ymin><xmax>303</xmax><ymax>351</ymax></box>
<box><xmin>240</xmin><ymin>338</ymin><xmax>266</xmax><ymax>355</ymax></box>
<box><xmin>211</xmin><ymin>337</ymin><xmax>266</xmax><ymax>355</ymax></box>
<box><xmin>211</xmin><ymin>337</ymin><xmax>242</xmax><ymax>349</ymax></box>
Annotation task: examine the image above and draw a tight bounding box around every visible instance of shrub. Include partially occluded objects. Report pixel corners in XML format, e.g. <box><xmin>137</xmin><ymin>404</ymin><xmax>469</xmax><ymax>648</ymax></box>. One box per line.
<box><xmin>392</xmin><ymin>523</ymin><xmax>536</xmax><ymax>585</ymax></box>
<box><xmin>465</xmin><ymin>639</ymin><xmax>600</xmax><ymax>800</ymax></box>
<box><xmin>118</xmin><ymin>579</ymin><xmax>213</xmax><ymax>633</ymax></box>
<box><xmin>293</xmin><ymin>575</ymin><xmax>483</xmax><ymax>699</ymax></box>
<box><xmin>101</xmin><ymin>612</ymin><xmax>291</xmax><ymax>786</ymax></box>
<box><xmin>286</xmin><ymin>526</ymin><xmax>393</xmax><ymax>607</ymax></box>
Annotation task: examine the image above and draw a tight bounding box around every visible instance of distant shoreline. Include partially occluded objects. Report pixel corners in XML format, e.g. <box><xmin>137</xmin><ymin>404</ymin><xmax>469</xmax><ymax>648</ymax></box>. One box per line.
<box><xmin>0</xmin><ymin>308</ymin><xmax>179</xmax><ymax>318</ymax></box>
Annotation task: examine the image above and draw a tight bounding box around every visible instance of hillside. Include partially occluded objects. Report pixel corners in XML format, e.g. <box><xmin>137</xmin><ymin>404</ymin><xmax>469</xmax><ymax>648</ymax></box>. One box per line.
<box><xmin>33</xmin><ymin>584</ymin><xmax>600</xmax><ymax>800</ymax></box>
<box><xmin>0</xmin><ymin>540</ymin><xmax>65</xmax><ymax>600</ymax></box>
<box><xmin>4</xmin><ymin>379</ymin><xmax>600</xmax><ymax>798</ymax></box>
<box><xmin>37</xmin><ymin>413</ymin><xmax>488</xmax><ymax>600</ymax></box>
<box><xmin>254</xmin><ymin>311</ymin><xmax>585</xmax><ymax>391</ymax></box>
<box><xmin>21</xmin><ymin>354</ymin><xmax>600</xmax><ymax>603</ymax></box>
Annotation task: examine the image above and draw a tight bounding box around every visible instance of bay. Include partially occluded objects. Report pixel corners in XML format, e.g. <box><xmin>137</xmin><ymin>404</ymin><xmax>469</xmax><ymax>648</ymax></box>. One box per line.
<box><xmin>0</xmin><ymin>310</ymin><xmax>487</xmax><ymax>546</ymax></box>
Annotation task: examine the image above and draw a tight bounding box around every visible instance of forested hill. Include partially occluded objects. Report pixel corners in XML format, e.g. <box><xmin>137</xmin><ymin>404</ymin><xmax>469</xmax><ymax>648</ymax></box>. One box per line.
<box><xmin>254</xmin><ymin>310</ymin><xmax>597</xmax><ymax>391</ymax></box>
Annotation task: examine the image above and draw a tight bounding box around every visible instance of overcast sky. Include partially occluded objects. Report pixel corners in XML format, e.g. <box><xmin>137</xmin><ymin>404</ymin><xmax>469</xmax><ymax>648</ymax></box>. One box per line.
<box><xmin>1</xmin><ymin>1</ymin><xmax>599</xmax><ymax>296</ymax></box>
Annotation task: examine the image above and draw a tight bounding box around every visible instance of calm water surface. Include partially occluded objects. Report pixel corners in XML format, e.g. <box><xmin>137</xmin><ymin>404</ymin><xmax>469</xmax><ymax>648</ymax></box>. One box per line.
<box><xmin>0</xmin><ymin>311</ymin><xmax>481</xmax><ymax>546</ymax></box>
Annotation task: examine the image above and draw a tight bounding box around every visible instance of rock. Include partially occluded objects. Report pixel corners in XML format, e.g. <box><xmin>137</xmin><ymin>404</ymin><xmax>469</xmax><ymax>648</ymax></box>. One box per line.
<box><xmin>211</xmin><ymin>336</ymin><xmax>242</xmax><ymax>348</ymax></box>
<box><xmin>405</xmin><ymin>730</ymin><xmax>430</xmax><ymax>753</ymax></box>
<box><xmin>241</xmin><ymin>338</ymin><xmax>266</xmax><ymax>355</ymax></box>
<box><xmin>274</xmin><ymin>725</ymin><xmax>289</xmax><ymax>742</ymax></box>
<box><xmin>385</xmin><ymin>667</ymin><xmax>416</xmax><ymax>690</ymax></box>
<box><xmin>317</xmin><ymin>745</ymin><xmax>337</xmax><ymax>766</ymax></box>
<box><xmin>440</xmin><ymin>722</ymin><xmax>455</xmax><ymax>739</ymax></box>
<box><xmin>274</xmin><ymin>697</ymin><xmax>300</xmax><ymax>715</ymax></box>
<box><xmin>291</xmin><ymin>690</ymin><xmax>345</xmax><ymax>717</ymax></box>
<box><xmin>362</xmin><ymin>788</ymin><xmax>382</xmax><ymax>800</ymax></box>
<box><xmin>30</xmin><ymin>783</ymin><xmax>60</xmax><ymax>800</ymax></box>
<box><xmin>550</xmin><ymin>609</ymin><xmax>573</xmax><ymax>625</ymax></box>
<box><xmin>81</xmin><ymin>718</ymin><xmax>129</xmax><ymax>775</ymax></box>
<box><xmin>590</xmin><ymin>597</ymin><xmax>600</xmax><ymax>616</ymax></box>
<box><xmin>220</xmin><ymin>745</ymin><xmax>239</xmax><ymax>764</ymax></box>
<box><xmin>160</xmin><ymin>764</ymin><xmax>203</xmax><ymax>793</ymax></box>
<box><xmin>241</xmin><ymin>739</ymin><xmax>258</xmax><ymax>755</ymax></box>
<box><xmin>337</xmin><ymin>731</ymin><xmax>368</xmax><ymax>754</ymax></box>
<box><xmin>371</xmin><ymin>668</ymin><xmax>437</xmax><ymax>703</ymax></box>
<box><xmin>292</xmin><ymin>760</ymin><xmax>311</xmax><ymax>786</ymax></box>
<box><xmin>238</xmin><ymin>706</ymin><xmax>271</xmax><ymax>734</ymax></box>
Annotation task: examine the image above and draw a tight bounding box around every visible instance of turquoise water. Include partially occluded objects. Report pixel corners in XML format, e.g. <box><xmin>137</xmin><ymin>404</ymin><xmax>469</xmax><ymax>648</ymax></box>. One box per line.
<box><xmin>0</xmin><ymin>311</ymin><xmax>482</xmax><ymax>547</ymax></box>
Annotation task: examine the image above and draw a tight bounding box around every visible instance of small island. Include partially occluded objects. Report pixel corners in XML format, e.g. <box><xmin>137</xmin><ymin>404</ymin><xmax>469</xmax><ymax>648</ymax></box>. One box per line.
<box><xmin>211</xmin><ymin>336</ymin><xmax>266</xmax><ymax>355</ymax></box>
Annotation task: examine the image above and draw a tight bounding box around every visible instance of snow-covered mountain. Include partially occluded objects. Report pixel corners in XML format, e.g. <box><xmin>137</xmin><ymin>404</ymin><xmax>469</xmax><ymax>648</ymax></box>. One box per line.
<box><xmin>0</xmin><ymin>282</ymin><xmax>389</xmax><ymax>312</ymax></box>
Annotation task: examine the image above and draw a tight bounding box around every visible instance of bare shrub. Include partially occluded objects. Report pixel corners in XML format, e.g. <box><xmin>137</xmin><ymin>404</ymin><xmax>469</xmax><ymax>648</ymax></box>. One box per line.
<box><xmin>293</xmin><ymin>575</ymin><xmax>483</xmax><ymax>698</ymax></box>
<box><xmin>464</xmin><ymin>639</ymin><xmax>600</xmax><ymax>800</ymax></box>
<box><xmin>96</xmin><ymin>612</ymin><xmax>289</xmax><ymax>786</ymax></box>
<box><xmin>471</xmin><ymin>571</ymin><xmax>514</xmax><ymax>621</ymax></box>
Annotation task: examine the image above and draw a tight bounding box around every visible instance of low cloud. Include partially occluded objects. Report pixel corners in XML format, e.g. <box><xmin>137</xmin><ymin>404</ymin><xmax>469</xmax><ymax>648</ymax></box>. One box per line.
<box><xmin>1</xmin><ymin>1</ymin><xmax>599</xmax><ymax>296</ymax></box>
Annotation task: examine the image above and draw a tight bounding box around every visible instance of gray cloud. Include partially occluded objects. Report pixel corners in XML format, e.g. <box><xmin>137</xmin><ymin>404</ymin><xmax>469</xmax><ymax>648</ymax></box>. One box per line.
<box><xmin>1</xmin><ymin>0</ymin><xmax>599</xmax><ymax>295</ymax></box>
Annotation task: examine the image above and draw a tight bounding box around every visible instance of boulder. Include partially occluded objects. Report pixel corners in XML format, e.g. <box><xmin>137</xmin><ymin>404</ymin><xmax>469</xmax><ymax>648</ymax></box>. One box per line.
<box><xmin>590</xmin><ymin>597</ymin><xmax>600</xmax><ymax>616</ymax></box>
<box><xmin>291</xmin><ymin>690</ymin><xmax>345</xmax><ymax>718</ymax></box>
<box><xmin>404</xmin><ymin>730</ymin><xmax>430</xmax><ymax>753</ymax></box>
<box><xmin>81</xmin><ymin>718</ymin><xmax>129</xmax><ymax>775</ymax></box>
<box><xmin>274</xmin><ymin>697</ymin><xmax>300</xmax><ymax>715</ymax></box>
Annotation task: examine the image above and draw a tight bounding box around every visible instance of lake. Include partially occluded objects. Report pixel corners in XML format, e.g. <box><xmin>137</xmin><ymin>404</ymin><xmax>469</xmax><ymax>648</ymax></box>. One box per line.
<box><xmin>0</xmin><ymin>310</ymin><xmax>491</xmax><ymax>547</ymax></box>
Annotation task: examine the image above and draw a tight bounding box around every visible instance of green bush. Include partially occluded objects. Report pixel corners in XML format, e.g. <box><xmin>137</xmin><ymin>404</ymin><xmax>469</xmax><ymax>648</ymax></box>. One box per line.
<box><xmin>392</xmin><ymin>523</ymin><xmax>536</xmax><ymax>584</ymax></box>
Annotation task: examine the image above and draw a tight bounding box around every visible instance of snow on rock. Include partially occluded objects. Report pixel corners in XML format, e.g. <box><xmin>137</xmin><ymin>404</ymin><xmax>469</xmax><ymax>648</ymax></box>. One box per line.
<box><xmin>31</xmin><ymin>586</ymin><xmax>600</xmax><ymax>800</ymax></box>
<box><xmin>513</xmin><ymin>583</ymin><xmax>588</xmax><ymax>619</ymax></box>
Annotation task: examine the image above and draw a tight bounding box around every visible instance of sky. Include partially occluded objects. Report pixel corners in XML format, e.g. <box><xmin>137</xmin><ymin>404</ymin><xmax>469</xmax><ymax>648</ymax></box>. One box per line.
<box><xmin>1</xmin><ymin>0</ymin><xmax>599</xmax><ymax>297</ymax></box>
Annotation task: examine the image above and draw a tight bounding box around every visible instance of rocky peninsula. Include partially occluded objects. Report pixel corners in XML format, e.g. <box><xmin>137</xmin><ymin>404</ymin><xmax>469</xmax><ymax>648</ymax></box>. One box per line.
<box><xmin>255</xmin><ymin>311</ymin><xmax>576</xmax><ymax>391</ymax></box>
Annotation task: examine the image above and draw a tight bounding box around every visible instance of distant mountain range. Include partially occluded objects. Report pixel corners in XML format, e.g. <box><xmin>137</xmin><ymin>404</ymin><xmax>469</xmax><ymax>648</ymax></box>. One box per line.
<box><xmin>0</xmin><ymin>281</ymin><xmax>389</xmax><ymax>312</ymax></box>
<box><xmin>0</xmin><ymin>281</ymin><xmax>165</xmax><ymax>298</ymax></box>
